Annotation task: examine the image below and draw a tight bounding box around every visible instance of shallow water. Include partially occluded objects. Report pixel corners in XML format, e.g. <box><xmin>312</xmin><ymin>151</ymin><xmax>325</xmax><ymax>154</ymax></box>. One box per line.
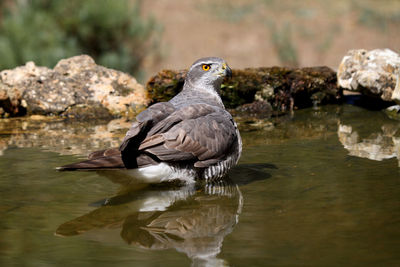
<box><xmin>0</xmin><ymin>105</ymin><xmax>399</xmax><ymax>266</ymax></box>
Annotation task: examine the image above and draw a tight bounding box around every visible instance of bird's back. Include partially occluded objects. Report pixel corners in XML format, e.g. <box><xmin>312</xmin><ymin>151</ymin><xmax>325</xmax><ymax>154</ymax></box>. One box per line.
<box><xmin>58</xmin><ymin>57</ymin><xmax>241</xmax><ymax>183</ymax></box>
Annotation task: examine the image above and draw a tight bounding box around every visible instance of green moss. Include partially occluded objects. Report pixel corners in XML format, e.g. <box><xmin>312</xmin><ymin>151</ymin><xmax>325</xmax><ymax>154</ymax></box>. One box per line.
<box><xmin>61</xmin><ymin>103</ymin><xmax>114</xmax><ymax>121</ymax></box>
<box><xmin>146</xmin><ymin>69</ymin><xmax>186</xmax><ymax>104</ymax></box>
<box><xmin>145</xmin><ymin>66</ymin><xmax>341</xmax><ymax>112</ymax></box>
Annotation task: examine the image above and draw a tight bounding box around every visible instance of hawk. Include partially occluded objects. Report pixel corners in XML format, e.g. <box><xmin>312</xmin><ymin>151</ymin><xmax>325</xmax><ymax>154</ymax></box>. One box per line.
<box><xmin>59</xmin><ymin>57</ymin><xmax>242</xmax><ymax>183</ymax></box>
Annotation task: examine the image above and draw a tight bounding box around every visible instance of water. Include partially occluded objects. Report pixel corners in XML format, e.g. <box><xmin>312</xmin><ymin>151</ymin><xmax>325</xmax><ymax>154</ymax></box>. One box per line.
<box><xmin>0</xmin><ymin>105</ymin><xmax>399</xmax><ymax>266</ymax></box>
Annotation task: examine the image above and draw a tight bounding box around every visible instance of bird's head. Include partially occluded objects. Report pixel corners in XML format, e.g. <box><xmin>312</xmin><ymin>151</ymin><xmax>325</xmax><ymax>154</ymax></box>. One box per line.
<box><xmin>184</xmin><ymin>57</ymin><xmax>232</xmax><ymax>93</ymax></box>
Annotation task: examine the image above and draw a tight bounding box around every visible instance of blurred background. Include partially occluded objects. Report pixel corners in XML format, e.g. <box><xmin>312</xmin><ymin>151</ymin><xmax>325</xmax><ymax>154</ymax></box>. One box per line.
<box><xmin>0</xmin><ymin>0</ymin><xmax>399</xmax><ymax>82</ymax></box>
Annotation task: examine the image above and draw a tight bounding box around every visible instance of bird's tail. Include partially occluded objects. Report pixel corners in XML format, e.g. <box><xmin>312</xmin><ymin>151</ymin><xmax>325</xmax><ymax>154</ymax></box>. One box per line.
<box><xmin>57</xmin><ymin>148</ymin><xmax>125</xmax><ymax>171</ymax></box>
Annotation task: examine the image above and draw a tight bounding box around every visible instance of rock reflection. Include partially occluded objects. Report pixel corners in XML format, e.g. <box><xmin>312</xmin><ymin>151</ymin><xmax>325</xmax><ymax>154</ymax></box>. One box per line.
<box><xmin>0</xmin><ymin>106</ymin><xmax>342</xmax><ymax>158</ymax></box>
<box><xmin>0</xmin><ymin>105</ymin><xmax>342</xmax><ymax>158</ymax></box>
<box><xmin>0</xmin><ymin>117</ymin><xmax>129</xmax><ymax>156</ymax></box>
<box><xmin>56</xmin><ymin>180</ymin><xmax>243</xmax><ymax>266</ymax></box>
<box><xmin>338</xmin><ymin>123</ymin><xmax>400</xmax><ymax>166</ymax></box>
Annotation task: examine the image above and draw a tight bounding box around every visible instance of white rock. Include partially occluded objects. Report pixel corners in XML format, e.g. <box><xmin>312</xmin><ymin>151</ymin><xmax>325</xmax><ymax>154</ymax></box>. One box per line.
<box><xmin>392</xmin><ymin>73</ymin><xmax>400</xmax><ymax>102</ymax></box>
<box><xmin>337</xmin><ymin>49</ymin><xmax>400</xmax><ymax>102</ymax></box>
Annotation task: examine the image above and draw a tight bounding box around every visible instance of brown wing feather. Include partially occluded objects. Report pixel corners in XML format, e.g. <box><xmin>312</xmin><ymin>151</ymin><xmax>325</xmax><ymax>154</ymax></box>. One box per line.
<box><xmin>58</xmin><ymin>102</ymin><xmax>176</xmax><ymax>171</ymax></box>
<box><xmin>119</xmin><ymin>102</ymin><xmax>176</xmax><ymax>168</ymax></box>
<box><xmin>59</xmin><ymin>103</ymin><xmax>237</xmax><ymax>171</ymax></box>
<box><xmin>119</xmin><ymin>102</ymin><xmax>175</xmax><ymax>151</ymax></box>
<box><xmin>88</xmin><ymin>148</ymin><xmax>120</xmax><ymax>159</ymax></box>
<box><xmin>139</xmin><ymin>105</ymin><xmax>237</xmax><ymax>167</ymax></box>
<box><xmin>57</xmin><ymin>154</ymin><xmax>124</xmax><ymax>171</ymax></box>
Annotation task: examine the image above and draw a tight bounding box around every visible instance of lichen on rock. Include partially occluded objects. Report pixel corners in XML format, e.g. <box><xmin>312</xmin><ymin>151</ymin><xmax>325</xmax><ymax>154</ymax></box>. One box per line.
<box><xmin>0</xmin><ymin>55</ymin><xmax>150</xmax><ymax>118</ymax></box>
<box><xmin>146</xmin><ymin>66</ymin><xmax>341</xmax><ymax>116</ymax></box>
<box><xmin>337</xmin><ymin>49</ymin><xmax>400</xmax><ymax>104</ymax></box>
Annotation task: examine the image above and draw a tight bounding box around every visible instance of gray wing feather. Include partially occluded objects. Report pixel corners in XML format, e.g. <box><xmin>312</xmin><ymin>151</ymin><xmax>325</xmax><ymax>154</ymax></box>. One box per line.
<box><xmin>119</xmin><ymin>102</ymin><xmax>175</xmax><ymax>167</ymax></box>
<box><xmin>139</xmin><ymin>104</ymin><xmax>237</xmax><ymax>167</ymax></box>
<box><xmin>119</xmin><ymin>102</ymin><xmax>175</xmax><ymax>151</ymax></box>
<box><xmin>145</xmin><ymin>104</ymin><xmax>215</xmax><ymax>136</ymax></box>
<box><xmin>88</xmin><ymin>148</ymin><xmax>120</xmax><ymax>159</ymax></box>
<box><xmin>57</xmin><ymin>154</ymin><xmax>124</xmax><ymax>170</ymax></box>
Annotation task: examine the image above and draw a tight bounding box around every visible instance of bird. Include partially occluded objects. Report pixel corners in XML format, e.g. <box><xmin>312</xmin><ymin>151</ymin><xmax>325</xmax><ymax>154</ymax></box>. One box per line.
<box><xmin>58</xmin><ymin>57</ymin><xmax>242</xmax><ymax>184</ymax></box>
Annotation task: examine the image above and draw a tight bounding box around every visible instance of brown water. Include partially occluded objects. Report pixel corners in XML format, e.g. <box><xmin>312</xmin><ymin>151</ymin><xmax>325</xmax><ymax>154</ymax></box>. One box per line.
<box><xmin>0</xmin><ymin>105</ymin><xmax>399</xmax><ymax>266</ymax></box>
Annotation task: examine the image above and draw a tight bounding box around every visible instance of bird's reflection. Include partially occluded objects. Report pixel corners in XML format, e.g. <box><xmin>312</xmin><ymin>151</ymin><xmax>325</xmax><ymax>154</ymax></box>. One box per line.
<box><xmin>56</xmin><ymin>179</ymin><xmax>242</xmax><ymax>266</ymax></box>
<box><xmin>120</xmin><ymin>182</ymin><xmax>242</xmax><ymax>266</ymax></box>
<box><xmin>56</xmin><ymin>163</ymin><xmax>273</xmax><ymax>265</ymax></box>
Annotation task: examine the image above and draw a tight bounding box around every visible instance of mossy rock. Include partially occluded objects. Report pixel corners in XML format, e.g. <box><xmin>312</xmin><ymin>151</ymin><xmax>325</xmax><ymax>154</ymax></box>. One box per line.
<box><xmin>146</xmin><ymin>66</ymin><xmax>342</xmax><ymax>112</ymax></box>
<box><xmin>146</xmin><ymin>69</ymin><xmax>187</xmax><ymax>104</ymax></box>
<box><xmin>61</xmin><ymin>103</ymin><xmax>114</xmax><ymax>121</ymax></box>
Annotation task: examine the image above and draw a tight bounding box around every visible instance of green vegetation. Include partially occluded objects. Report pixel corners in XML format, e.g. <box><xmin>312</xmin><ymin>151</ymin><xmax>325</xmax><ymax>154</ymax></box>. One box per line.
<box><xmin>268</xmin><ymin>22</ymin><xmax>299</xmax><ymax>67</ymax></box>
<box><xmin>199</xmin><ymin>1</ymin><xmax>255</xmax><ymax>23</ymax></box>
<box><xmin>356</xmin><ymin>4</ymin><xmax>400</xmax><ymax>31</ymax></box>
<box><xmin>0</xmin><ymin>0</ymin><xmax>161</xmax><ymax>77</ymax></box>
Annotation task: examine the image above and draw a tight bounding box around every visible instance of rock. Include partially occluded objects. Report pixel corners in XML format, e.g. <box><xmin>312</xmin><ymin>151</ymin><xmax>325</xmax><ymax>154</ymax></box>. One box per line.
<box><xmin>230</xmin><ymin>100</ymin><xmax>274</xmax><ymax>132</ymax></box>
<box><xmin>0</xmin><ymin>55</ymin><xmax>149</xmax><ymax>118</ymax></box>
<box><xmin>392</xmin><ymin>72</ymin><xmax>400</xmax><ymax>103</ymax></box>
<box><xmin>146</xmin><ymin>69</ymin><xmax>187</xmax><ymax>104</ymax></box>
<box><xmin>61</xmin><ymin>103</ymin><xmax>114</xmax><ymax>121</ymax></box>
<box><xmin>337</xmin><ymin>49</ymin><xmax>400</xmax><ymax>103</ymax></box>
<box><xmin>146</xmin><ymin>66</ymin><xmax>341</xmax><ymax>114</ymax></box>
<box><xmin>232</xmin><ymin>100</ymin><xmax>273</xmax><ymax>119</ymax></box>
<box><xmin>0</xmin><ymin>62</ymin><xmax>51</xmax><ymax>116</ymax></box>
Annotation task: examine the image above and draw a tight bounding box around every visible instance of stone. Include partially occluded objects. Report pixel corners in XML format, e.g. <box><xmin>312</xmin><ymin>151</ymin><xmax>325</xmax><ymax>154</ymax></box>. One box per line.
<box><xmin>146</xmin><ymin>69</ymin><xmax>187</xmax><ymax>104</ymax></box>
<box><xmin>233</xmin><ymin>100</ymin><xmax>273</xmax><ymax>119</ymax></box>
<box><xmin>146</xmin><ymin>66</ymin><xmax>341</xmax><ymax>115</ymax></box>
<box><xmin>61</xmin><ymin>103</ymin><xmax>114</xmax><ymax>121</ymax></box>
<box><xmin>392</xmin><ymin>73</ymin><xmax>400</xmax><ymax>103</ymax></box>
<box><xmin>0</xmin><ymin>55</ymin><xmax>149</xmax><ymax>118</ymax></box>
<box><xmin>337</xmin><ymin>49</ymin><xmax>400</xmax><ymax>103</ymax></box>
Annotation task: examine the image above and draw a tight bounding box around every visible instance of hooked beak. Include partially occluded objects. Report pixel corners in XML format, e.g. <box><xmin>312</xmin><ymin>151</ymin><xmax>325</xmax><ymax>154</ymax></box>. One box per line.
<box><xmin>221</xmin><ymin>62</ymin><xmax>232</xmax><ymax>79</ymax></box>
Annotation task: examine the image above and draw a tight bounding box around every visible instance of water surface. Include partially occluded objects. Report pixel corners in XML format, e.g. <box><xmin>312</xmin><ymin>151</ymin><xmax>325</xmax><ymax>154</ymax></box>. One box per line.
<box><xmin>0</xmin><ymin>105</ymin><xmax>399</xmax><ymax>266</ymax></box>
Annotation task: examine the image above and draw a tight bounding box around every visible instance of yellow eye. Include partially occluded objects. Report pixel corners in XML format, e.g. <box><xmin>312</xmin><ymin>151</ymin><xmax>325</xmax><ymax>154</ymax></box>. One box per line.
<box><xmin>202</xmin><ymin>64</ymin><xmax>211</xmax><ymax>71</ymax></box>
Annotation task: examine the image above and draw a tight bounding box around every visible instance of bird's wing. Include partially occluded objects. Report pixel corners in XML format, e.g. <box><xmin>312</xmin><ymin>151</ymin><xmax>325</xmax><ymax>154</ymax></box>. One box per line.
<box><xmin>57</xmin><ymin>152</ymin><xmax>124</xmax><ymax>170</ymax></box>
<box><xmin>58</xmin><ymin>102</ymin><xmax>175</xmax><ymax>171</ymax></box>
<box><xmin>120</xmin><ymin>102</ymin><xmax>176</xmax><ymax>168</ymax></box>
<box><xmin>88</xmin><ymin>148</ymin><xmax>121</xmax><ymax>159</ymax></box>
<box><xmin>57</xmin><ymin>148</ymin><xmax>158</xmax><ymax>171</ymax></box>
<box><xmin>138</xmin><ymin>104</ymin><xmax>238</xmax><ymax>168</ymax></box>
